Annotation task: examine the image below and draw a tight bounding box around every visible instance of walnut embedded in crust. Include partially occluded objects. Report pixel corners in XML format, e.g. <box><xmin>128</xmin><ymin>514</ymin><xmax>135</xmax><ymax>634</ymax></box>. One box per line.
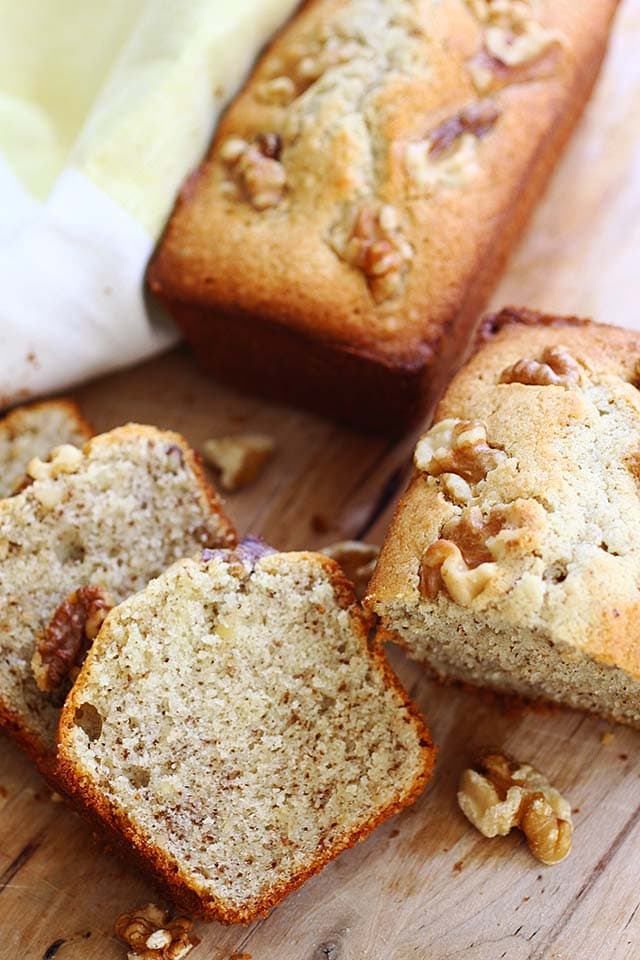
<box><xmin>458</xmin><ymin>753</ymin><xmax>573</xmax><ymax>865</ymax></box>
<box><xmin>414</xmin><ymin>419</ymin><xmax>507</xmax><ymax>487</ymax></box>
<box><xmin>219</xmin><ymin>133</ymin><xmax>286</xmax><ymax>210</ymax></box>
<box><xmin>405</xmin><ymin>100</ymin><xmax>499</xmax><ymax>194</ymax></box>
<box><xmin>499</xmin><ymin>345</ymin><xmax>581</xmax><ymax>387</ymax></box>
<box><xmin>202</xmin><ymin>434</ymin><xmax>275</xmax><ymax>492</ymax></box>
<box><xmin>114</xmin><ymin>903</ymin><xmax>200</xmax><ymax>960</ymax></box>
<box><xmin>465</xmin><ymin>0</ymin><xmax>565</xmax><ymax>82</ymax></box>
<box><xmin>427</xmin><ymin>100</ymin><xmax>500</xmax><ymax>159</ymax></box>
<box><xmin>32</xmin><ymin>585</ymin><xmax>112</xmax><ymax>693</ymax></box>
<box><xmin>419</xmin><ymin>539</ymin><xmax>497</xmax><ymax>604</ymax></box>
<box><xmin>321</xmin><ymin>540</ymin><xmax>380</xmax><ymax>599</ymax></box>
<box><xmin>419</xmin><ymin>500</ymin><xmax>544</xmax><ymax>603</ymax></box>
<box><xmin>330</xmin><ymin>203</ymin><xmax>413</xmax><ymax>303</ymax></box>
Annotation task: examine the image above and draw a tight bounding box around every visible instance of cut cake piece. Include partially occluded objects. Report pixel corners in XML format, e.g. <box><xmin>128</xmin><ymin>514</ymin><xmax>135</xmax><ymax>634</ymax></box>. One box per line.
<box><xmin>57</xmin><ymin>541</ymin><xmax>434</xmax><ymax>922</ymax></box>
<box><xmin>367</xmin><ymin>308</ymin><xmax>640</xmax><ymax>727</ymax></box>
<box><xmin>0</xmin><ymin>399</ymin><xmax>92</xmax><ymax>497</ymax></box>
<box><xmin>0</xmin><ymin>424</ymin><xmax>235</xmax><ymax>770</ymax></box>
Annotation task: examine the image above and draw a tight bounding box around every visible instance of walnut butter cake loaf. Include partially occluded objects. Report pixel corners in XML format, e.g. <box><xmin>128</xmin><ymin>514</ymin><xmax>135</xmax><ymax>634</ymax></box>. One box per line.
<box><xmin>148</xmin><ymin>0</ymin><xmax>619</xmax><ymax>433</ymax></box>
<box><xmin>0</xmin><ymin>424</ymin><xmax>235</xmax><ymax>770</ymax></box>
<box><xmin>0</xmin><ymin>399</ymin><xmax>92</xmax><ymax>497</ymax></box>
<box><xmin>367</xmin><ymin>309</ymin><xmax>640</xmax><ymax>726</ymax></box>
<box><xmin>57</xmin><ymin>541</ymin><xmax>434</xmax><ymax>922</ymax></box>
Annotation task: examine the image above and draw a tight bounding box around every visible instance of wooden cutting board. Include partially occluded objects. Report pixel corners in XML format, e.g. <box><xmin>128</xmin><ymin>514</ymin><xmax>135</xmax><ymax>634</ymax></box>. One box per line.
<box><xmin>1</xmin><ymin>3</ymin><xmax>640</xmax><ymax>957</ymax></box>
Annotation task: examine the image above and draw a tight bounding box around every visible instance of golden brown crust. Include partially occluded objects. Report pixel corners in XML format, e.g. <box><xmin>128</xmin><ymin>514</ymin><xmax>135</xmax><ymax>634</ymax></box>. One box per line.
<box><xmin>148</xmin><ymin>0</ymin><xmax>619</xmax><ymax>433</ymax></box>
<box><xmin>0</xmin><ymin>397</ymin><xmax>94</xmax><ymax>441</ymax></box>
<box><xmin>56</xmin><ymin>549</ymin><xmax>435</xmax><ymax>923</ymax></box>
<box><xmin>369</xmin><ymin>316</ymin><xmax>640</xmax><ymax>723</ymax></box>
<box><xmin>476</xmin><ymin>305</ymin><xmax>592</xmax><ymax>347</ymax></box>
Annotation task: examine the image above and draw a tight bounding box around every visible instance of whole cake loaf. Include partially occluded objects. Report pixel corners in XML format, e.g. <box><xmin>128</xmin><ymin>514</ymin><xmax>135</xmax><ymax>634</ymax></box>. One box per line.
<box><xmin>148</xmin><ymin>0</ymin><xmax>619</xmax><ymax>433</ymax></box>
<box><xmin>0</xmin><ymin>424</ymin><xmax>234</xmax><ymax>772</ymax></box>
<box><xmin>367</xmin><ymin>308</ymin><xmax>640</xmax><ymax>726</ymax></box>
<box><xmin>57</xmin><ymin>542</ymin><xmax>434</xmax><ymax>921</ymax></box>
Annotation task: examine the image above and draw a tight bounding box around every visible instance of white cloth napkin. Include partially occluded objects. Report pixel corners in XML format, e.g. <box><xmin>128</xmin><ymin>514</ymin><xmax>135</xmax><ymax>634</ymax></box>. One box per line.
<box><xmin>0</xmin><ymin>0</ymin><xmax>299</xmax><ymax>409</ymax></box>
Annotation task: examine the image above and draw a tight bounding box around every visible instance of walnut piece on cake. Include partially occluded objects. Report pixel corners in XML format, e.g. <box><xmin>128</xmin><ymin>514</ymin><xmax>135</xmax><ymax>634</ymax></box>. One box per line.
<box><xmin>219</xmin><ymin>133</ymin><xmax>286</xmax><ymax>209</ymax></box>
<box><xmin>458</xmin><ymin>752</ymin><xmax>573</xmax><ymax>864</ymax></box>
<box><xmin>329</xmin><ymin>203</ymin><xmax>414</xmax><ymax>303</ymax></box>
<box><xmin>499</xmin><ymin>345</ymin><xmax>581</xmax><ymax>386</ymax></box>
<box><xmin>414</xmin><ymin>419</ymin><xmax>507</xmax><ymax>487</ymax></box>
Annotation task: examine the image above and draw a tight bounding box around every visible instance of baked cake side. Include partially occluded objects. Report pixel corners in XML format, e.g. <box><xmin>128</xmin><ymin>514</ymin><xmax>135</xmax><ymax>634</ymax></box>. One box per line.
<box><xmin>148</xmin><ymin>0</ymin><xmax>620</xmax><ymax>431</ymax></box>
<box><xmin>367</xmin><ymin>309</ymin><xmax>640</xmax><ymax>726</ymax></box>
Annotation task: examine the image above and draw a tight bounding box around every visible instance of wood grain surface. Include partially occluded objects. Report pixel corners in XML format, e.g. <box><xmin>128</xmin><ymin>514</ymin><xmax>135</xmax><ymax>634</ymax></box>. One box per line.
<box><xmin>1</xmin><ymin>2</ymin><xmax>640</xmax><ymax>957</ymax></box>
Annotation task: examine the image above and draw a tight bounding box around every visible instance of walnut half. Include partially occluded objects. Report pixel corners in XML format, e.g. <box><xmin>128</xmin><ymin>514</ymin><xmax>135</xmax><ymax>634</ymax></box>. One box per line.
<box><xmin>219</xmin><ymin>133</ymin><xmax>286</xmax><ymax>209</ymax></box>
<box><xmin>329</xmin><ymin>203</ymin><xmax>413</xmax><ymax>303</ymax></box>
<box><xmin>114</xmin><ymin>903</ymin><xmax>200</xmax><ymax>960</ymax></box>
<box><xmin>420</xmin><ymin>539</ymin><xmax>496</xmax><ymax>605</ymax></box>
<box><xmin>32</xmin><ymin>585</ymin><xmax>112</xmax><ymax>693</ymax></box>
<box><xmin>458</xmin><ymin>753</ymin><xmax>573</xmax><ymax>865</ymax></box>
<box><xmin>500</xmin><ymin>345</ymin><xmax>581</xmax><ymax>387</ymax></box>
<box><xmin>414</xmin><ymin>419</ymin><xmax>507</xmax><ymax>488</ymax></box>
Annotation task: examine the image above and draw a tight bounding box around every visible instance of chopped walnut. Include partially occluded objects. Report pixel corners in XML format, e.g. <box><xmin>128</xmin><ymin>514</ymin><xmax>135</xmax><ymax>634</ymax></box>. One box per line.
<box><xmin>466</xmin><ymin>44</ymin><xmax>561</xmax><ymax>94</ymax></box>
<box><xmin>27</xmin><ymin>444</ymin><xmax>83</xmax><ymax>482</ymax></box>
<box><xmin>263</xmin><ymin>33</ymin><xmax>364</xmax><ymax>102</ymax></box>
<box><xmin>202</xmin><ymin>434</ymin><xmax>275</xmax><ymax>492</ymax></box>
<box><xmin>405</xmin><ymin>100</ymin><xmax>499</xmax><ymax>192</ymax></box>
<box><xmin>114</xmin><ymin>904</ymin><xmax>200</xmax><ymax>960</ymax></box>
<box><xmin>458</xmin><ymin>753</ymin><xmax>573</xmax><ymax>865</ymax></box>
<box><xmin>219</xmin><ymin>133</ymin><xmax>286</xmax><ymax>209</ymax></box>
<box><xmin>32</xmin><ymin>586</ymin><xmax>112</xmax><ymax>693</ymax></box>
<box><xmin>500</xmin><ymin>345</ymin><xmax>581</xmax><ymax>387</ymax></box>
<box><xmin>428</xmin><ymin>100</ymin><xmax>500</xmax><ymax>159</ymax></box>
<box><xmin>406</xmin><ymin>131</ymin><xmax>480</xmax><ymax>192</ymax></box>
<box><xmin>440</xmin><ymin>506</ymin><xmax>503</xmax><ymax>567</ymax></box>
<box><xmin>321</xmin><ymin>540</ymin><xmax>380</xmax><ymax>599</ymax></box>
<box><xmin>420</xmin><ymin>539</ymin><xmax>496</xmax><ymax>604</ymax></box>
<box><xmin>330</xmin><ymin>203</ymin><xmax>413</xmax><ymax>303</ymax></box>
<box><xmin>255</xmin><ymin>75</ymin><xmax>297</xmax><ymax>105</ymax></box>
<box><xmin>465</xmin><ymin>0</ymin><xmax>565</xmax><ymax>75</ymax></box>
<box><xmin>414</xmin><ymin>419</ymin><xmax>507</xmax><ymax>486</ymax></box>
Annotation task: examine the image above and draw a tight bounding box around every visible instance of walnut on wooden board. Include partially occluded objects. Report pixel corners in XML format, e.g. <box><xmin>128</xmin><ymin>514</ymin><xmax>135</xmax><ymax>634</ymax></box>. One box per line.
<box><xmin>219</xmin><ymin>133</ymin><xmax>286</xmax><ymax>209</ymax></box>
<box><xmin>458</xmin><ymin>752</ymin><xmax>573</xmax><ymax>865</ymax></box>
<box><xmin>114</xmin><ymin>903</ymin><xmax>200</xmax><ymax>960</ymax></box>
<box><xmin>321</xmin><ymin>540</ymin><xmax>380</xmax><ymax>599</ymax></box>
<box><xmin>499</xmin><ymin>345</ymin><xmax>581</xmax><ymax>387</ymax></box>
<box><xmin>414</xmin><ymin>419</ymin><xmax>507</xmax><ymax>489</ymax></box>
<box><xmin>32</xmin><ymin>585</ymin><xmax>112</xmax><ymax>693</ymax></box>
<box><xmin>202</xmin><ymin>433</ymin><xmax>275</xmax><ymax>492</ymax></box>
<box><xmin>330</xmin><ymin>203</ymin><xmax>413</xmax><ymax>303</ymax></box>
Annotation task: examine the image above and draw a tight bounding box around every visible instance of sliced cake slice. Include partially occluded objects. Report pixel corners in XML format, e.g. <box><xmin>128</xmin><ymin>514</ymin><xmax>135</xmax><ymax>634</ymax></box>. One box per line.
<box><xmin>367</xmin><ymin>308</ymin><xmax>640</xmax><ymax>727</ymax></box>
<box><xmin>57</xmin><ymin>541</ymin><xmax>434</xmax><ymax>922</ymax></box>
<box><xmin>0</xmin><ymin>423</ymin><xmax>235</xmax><ymax>770</ymax></box>
<box><xmin>0</xmin><ymin>398</ymin><xmax>92</xmax><ymax>497</ymax></box>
